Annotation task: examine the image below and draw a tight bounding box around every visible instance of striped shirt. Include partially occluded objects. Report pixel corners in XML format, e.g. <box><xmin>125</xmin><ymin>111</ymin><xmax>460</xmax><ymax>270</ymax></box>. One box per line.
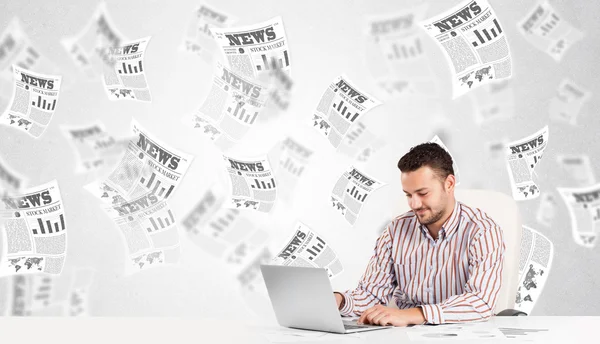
<box><xmin>339</xmin><ymin>201</ymin><xmax>505</xmax><ymax>324</ymax></box>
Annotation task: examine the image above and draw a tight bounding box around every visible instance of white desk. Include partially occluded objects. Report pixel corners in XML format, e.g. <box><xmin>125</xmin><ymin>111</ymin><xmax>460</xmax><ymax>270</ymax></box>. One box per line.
<box><xmin>0</xmin><ymin>316</ymin><xmax>596</xmax><ymax>343</ymax></box>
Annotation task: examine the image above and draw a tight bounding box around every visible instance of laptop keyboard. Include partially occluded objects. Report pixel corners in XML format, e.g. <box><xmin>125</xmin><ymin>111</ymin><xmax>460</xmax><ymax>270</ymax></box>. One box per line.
<box><xmin>342</xmin><ymin>321</ymin><xmax>371</xmax><ymax>329</ymax></box>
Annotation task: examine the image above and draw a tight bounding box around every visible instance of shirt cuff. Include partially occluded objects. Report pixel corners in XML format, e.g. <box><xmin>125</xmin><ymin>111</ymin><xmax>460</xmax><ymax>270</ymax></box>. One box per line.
<box><xmin>418</xmin><ymin>304</ymin><xmax>445</xmax><ymax>324</ymax></box>
<box><xmin>338</xmin><ymin>292</ymin><xmax>355</xmax><ymax>317</ymax></box>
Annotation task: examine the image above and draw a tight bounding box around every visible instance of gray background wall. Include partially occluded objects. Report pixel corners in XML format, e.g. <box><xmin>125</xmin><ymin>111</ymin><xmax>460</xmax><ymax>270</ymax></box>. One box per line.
<box><xmin>0</xmin><ymin>0</ymin><xmax>598</xmax><ymax>316</ymax></box>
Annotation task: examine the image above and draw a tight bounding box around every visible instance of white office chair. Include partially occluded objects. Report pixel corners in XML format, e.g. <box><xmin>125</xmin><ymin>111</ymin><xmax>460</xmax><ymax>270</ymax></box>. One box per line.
<box><xmin>392</xmin><ymin>189</ymin><xmax>525</xmax><ymax>316</ymax></box>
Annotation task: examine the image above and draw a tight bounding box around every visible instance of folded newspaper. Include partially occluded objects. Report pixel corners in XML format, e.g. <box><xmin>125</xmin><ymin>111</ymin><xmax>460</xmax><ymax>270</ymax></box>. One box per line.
<box><xmin>505</xmin><ymin>126</ymin><xmax>549</xmax><ymax>201</ymax></box>
<box><xmin>0</xmin><ymin>180</ymin><xmax>67</xmax><ymax>276</ymax></box>
<box><xmin>312</xmin><ymin>75</ymin><xmax>381</xmax><ymax>148</ymax></box>
<box><xmin>555</xmin><ymin>154</ymin><xmax>595</xmax><ymax>187</ymax></box>
<box><xmin>60</xmin><ymin>121</ymin><xmax>126</xmax><ymax>174</ymax></box>
<box><xmin>514</xmin><ymin>225</ymin><xmax>554</xmax><ymax>315</ymax></box>
<box><xmin>180</xmin><ymin>3</ymin><xmax>237</xmax><ymax>63</ymax></box>
<box><xmin>61</xmin><ymin>2</ymin><xmax>127</xmax><ymax>79</ymax></box>
<box><xmin>549</xmin><ymin>79</ymin><xmax>591</xmax><ymax>125</ymax></box>
<box><xmin>185</xmin><ymin>61</ymin><xmax>268</xmax><ymax>149</ymax></box>
<box><xmin>271</xmin><ymin>222</ymin><xmax>343</xmax><ymax>279</ymax></box>
<box><xmin>222</xmin><ymin>154</ymin><xmax>277</xmax><ymax>212</ymax></box>
<box><xmin>86</xmin><ymin>119</ymin><xmax>193</xmax><ymax>202</ymax></box>
<box><xmin>557</xmin><ymin>183</ymin><xmax>600</xmax><ymax>248</ymax></box>
<box><xmin>210</xmin><ymin>16</ymin><xmax>291</xmax><ymax>79</ymax></box>
<box><xmin>518</xmin><ymin>0</ymin><xmax>584</xmax><ymax>62</ymax></box>
<box><xmin>0</xmin><ymin>65</ymin><xmax>61</xmax><ymax>138</ymax></box>
<box><xmin>103</xmin><ymin>36</ymin><xmax>152</xmax><ymax>102</ymax></box>
<box><xmin>331</xmin><ymin>166</ymin><xmax>386</xmax><ymax>225</ymax></box>
<box><xmin>421</xmin><ymin>0</ymin><xmax>512</xmax><ymax>98</ymax></box>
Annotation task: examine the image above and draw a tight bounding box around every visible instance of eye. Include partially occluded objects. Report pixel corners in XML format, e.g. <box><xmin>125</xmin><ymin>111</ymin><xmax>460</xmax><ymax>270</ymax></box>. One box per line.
<box><xmin>418</xmin><ymin>192</ymin><xmax>428</xmax><ymax>197</ymax></box>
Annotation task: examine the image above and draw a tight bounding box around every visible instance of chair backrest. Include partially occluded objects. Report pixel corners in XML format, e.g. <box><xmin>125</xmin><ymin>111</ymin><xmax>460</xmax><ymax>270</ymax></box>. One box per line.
<box><xmin>392</xmin><ymin>189</ymin><xmax>522</xmax><ymax>314</ymax></box>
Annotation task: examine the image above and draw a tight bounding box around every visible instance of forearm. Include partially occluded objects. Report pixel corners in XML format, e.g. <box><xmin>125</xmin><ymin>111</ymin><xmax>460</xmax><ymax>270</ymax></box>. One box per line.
<box><xmin>418</xmin><ymin>292</ymin><xmax>495</xmax><ymax>324</ymax></box>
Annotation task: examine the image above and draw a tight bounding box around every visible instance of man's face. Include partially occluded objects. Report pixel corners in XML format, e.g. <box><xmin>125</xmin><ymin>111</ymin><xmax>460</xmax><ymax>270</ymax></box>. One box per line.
<box><xmin>401</xmin><ymin>166</ymin><xmax>452</xmax><ymax>226</ymax></box>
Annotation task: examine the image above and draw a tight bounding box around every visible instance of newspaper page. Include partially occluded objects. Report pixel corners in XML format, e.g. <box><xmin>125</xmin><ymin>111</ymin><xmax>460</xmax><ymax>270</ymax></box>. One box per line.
<box><xmin>337</xmin><ymin>121</ymin><xmax>386</xmax><ymax>164</ymax></box>
<box><xmin>224</xmin><ymin>227</ymin><xmax>270</xmax><ymax>274</ymax></box>
<box><xmin>100</xmin><ymin>192</ymin><xmax>181</xmax><ymax>273</ymax></box>
<box><xmin>556</xmin><ymin>154</ymin><xmax>596</xmax><ymax>187</ymax></box>
<box><xmin>8</xmin><ymin>275</ymin><xmax>31</xmax><ymax>315</ymax></box>
<box><xmin>60</xmin><ymin>121</ymin><xmax>127</xmax><ymax>174</ymax></box>
<box><xmin>210</xmin><ymin>16</ymin><xmax>291</xmax><ymax>79</ymax></box>
<box><xmin>430</xmin><ymin>135</ymin><xmax>461</xmax><ymax>185</ymax></box>
<box><xmin>223</xmin><ymin>154</ymin><xmax>277</xmax><ymax>212</ymax></box>
<box><xmin>180</xmin><ymin>183</ymin><xmax>265</xmax><ymax>261</ymax></box>
<box><xmin>331</xmin><ymin>166</ymin><xmax>386</xmax><ymax>225</ymax></box>
<box><xmin>557</xmin><ymin>183</ymin><xmax>600</xmax><ymax>248</ymax></box>
<box><xmin>0</xmin><ymin>65</ymin><xmax>62</xmax><ymax>138</ymax></box>
<box><xmin>256</xmin><ymin>62</ymin><xmax>293</xmax><ymax>122</ymax></box>
<box><xmin>549</xmin><ymin>79</ymin><xmax>591</xmax><ymax>125</ymax></box>
<box><xmin>518</xmin><ymin>0</ymin><xmax>584</xmax><ymax>62</ymax></box>
<box><xmin>0</xmin><ymin>18</ymin><xmax>58</xmax><ymax>112</ymax></box>
<box><xmin>181</xmin><ymin>3</ymin><xmax>237</xmax><ymax>63</ymax></box>
<box><xmin>471</xmin><ymin>80</ymin><xmax>515</xmax><ymax>125</ymax></box>
<box><xmin>0</xmin><ymin>180</ymin><xmax>66</xmax><ymax>276</ymax></box>
<box><xmin>103</xmin><ymin>36</ymin><xmax>152</xmax><ymax>102</ymax></box>
<box><xmin>421</xmin><ymin>0</ymin><xmax>512</xmax><ymax>98</ymax></box>
<box><xmin>536</xmin><ymin>193</ymin><xmax>557</xmax><ymax>227</ymax></box>
<box><xmin>505</xmin><ymin>126</ymin><xmax>549</xmax><ymax>201</ymax></box>
<box><xmin>312</xmin><ymin>75</ymin><xmax>381</xmax><ymax>148</ymax></box>
<box><xmin>366</xmin><ymin>6</ymin><xmax>438</xmax><ymax>98</ymax></box>
<box><xmin>237</xmin><ymin>246</ymin><xmax>272</xmax><ymax>292</ymax></box>
<box><xmin>68</xmin><ymin>267</ymin><xmax>94</xmax><ymax>316</ymax></box>
<box><xmin>514</xmin><ymin>226</ymin><xmax>554</xmax><ymax>315</ymax></box>
<box><xmin>86</xmin><ymin>119</ymin><xmax>193</xmax><ymax>202</ymax></box>
<box><xmin>271</xmin><ymin>222</ymin><xmax>344</xmax><ymax>279</ymax></box>
<box><xmin>61</xmin><ymin>3</ymin><xmax>127</xmax><ymax>79</ymax></box>
<box><xmin>185</xmin><ymin>62</ymin><xmax>268</xmax><ymax>150</ymax></box>
<box><xmin>29</xmin><ymin>274</ymin><xmax>54</xmax><ymax>312</ymax></box>
<box><xmin>276</xmin><ymin>137</ymin><xmax>313</xmax><ymax>203</ymax></box>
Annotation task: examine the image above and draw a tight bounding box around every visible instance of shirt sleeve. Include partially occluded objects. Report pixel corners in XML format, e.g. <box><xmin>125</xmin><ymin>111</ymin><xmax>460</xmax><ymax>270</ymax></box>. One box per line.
<box><xmin>418</xmin><ymin>218</ymin><xmax>505</xmax><ymax>324</ymax></box>
<box><xmin>339</xmin><ymin>224</ymin><xmax>397</xmax><ymax>317</ymax></box>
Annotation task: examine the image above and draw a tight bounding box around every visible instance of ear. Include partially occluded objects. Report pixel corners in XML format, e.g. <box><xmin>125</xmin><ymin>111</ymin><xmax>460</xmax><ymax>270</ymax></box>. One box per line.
<box><xmin>444</xmin><ymin>174</ymin><xmax>456</xmax><ymax>192</ymax></box>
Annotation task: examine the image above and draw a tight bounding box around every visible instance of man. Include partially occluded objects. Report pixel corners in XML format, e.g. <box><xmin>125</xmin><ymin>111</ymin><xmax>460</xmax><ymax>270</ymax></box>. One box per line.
<box><xmin>334</xmin><ymin>142</ymin><xmax>505</xmax><ymax>326</ymax></box>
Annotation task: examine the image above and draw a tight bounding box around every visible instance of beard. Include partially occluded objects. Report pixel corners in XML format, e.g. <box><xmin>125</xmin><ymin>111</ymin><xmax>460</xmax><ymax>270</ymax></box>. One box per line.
<box><xmin>415</xmin><ymin>207</ymin><xmax>445</xmax><ymax>226</ymax></box>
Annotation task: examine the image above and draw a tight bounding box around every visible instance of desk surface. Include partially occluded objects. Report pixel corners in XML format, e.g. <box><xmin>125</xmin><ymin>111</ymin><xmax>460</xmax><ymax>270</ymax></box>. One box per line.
<box><xmin>0</xmin><ymin>316</ymin><xmax>596</xmax><ymax>344</ymax></box>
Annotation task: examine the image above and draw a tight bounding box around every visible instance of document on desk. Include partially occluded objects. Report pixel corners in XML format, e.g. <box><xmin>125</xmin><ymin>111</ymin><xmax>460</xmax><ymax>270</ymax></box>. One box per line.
<box><xmin>404</xmin><ymin>322</ymin><xmax>505</xmax><ymax>341</ymax></box>
<box><xmin>263</xmin><ymin>327</ymin><xmax>364</xmax><ymax>342</ymax></box>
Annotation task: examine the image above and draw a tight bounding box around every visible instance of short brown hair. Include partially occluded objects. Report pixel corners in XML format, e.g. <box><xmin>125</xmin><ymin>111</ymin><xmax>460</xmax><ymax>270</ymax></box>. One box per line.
<box><xmin>397</xmin><ymin>142</ymin><xmax>454</xmax><ymax>180</ymax></box>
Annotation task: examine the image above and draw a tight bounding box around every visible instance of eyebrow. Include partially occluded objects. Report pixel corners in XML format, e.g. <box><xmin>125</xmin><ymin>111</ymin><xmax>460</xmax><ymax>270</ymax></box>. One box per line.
<box><xmin>403</xmin><ymin>188</ymin><xmax>429</xmax><ymax>194</ymax></box>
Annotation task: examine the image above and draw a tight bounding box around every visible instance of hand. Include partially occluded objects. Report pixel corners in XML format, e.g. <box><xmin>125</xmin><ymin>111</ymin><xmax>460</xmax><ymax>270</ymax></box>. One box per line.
<box><xmin>357</xmin><ymin>305</ymin><xmax>425</xmax><ymax>327</ymax></box>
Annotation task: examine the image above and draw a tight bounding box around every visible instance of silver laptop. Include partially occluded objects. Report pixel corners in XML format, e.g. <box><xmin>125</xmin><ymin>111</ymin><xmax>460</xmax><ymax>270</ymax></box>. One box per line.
<box><xmin>260</xmin><ymin>265</ymin><xmax>392</xmax><ymax>334</ymax></box>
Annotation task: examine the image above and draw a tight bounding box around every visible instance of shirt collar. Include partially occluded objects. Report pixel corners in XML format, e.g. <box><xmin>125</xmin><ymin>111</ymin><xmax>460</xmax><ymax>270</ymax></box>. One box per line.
<box><xmin>418</xmin><ymin>201</ymin><xmax>461</xmax><ymax>241</ymax></box>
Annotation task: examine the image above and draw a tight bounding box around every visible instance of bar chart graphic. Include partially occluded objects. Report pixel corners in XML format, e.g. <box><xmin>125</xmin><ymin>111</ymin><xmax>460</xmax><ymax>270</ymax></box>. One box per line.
<box><xmin>32</xmin><ymin>214</ymin><xmax>66</xmax><ymax>235</ymax></box>
<box><xmin>540</xmin><ymin>13</ymin><xmax>560</xmax><ymax>36</ymax></box>
<box><xmin>117</xmin><ymin>60</ymin><xmax>144</xmax><ymax>74</ymax></box>
<box><xmin>146</xmin><ymin>209</ymin><xmax>175</xmax><ymax>232</ymax></box>
<box><xmin>31</xmin><ymin>95</ymin><xmax>56</xmax><ymax>111</ymax></box>
<box><xmin>332</xmin><ymin>99</ymin><xmax>359</xmax><ymax>122</ymax></box>
<box><xmin>256</xmin><ymin>50</ymin><xmax>290</xmax><ymax>71</ymax></box>
<box><xmin>387</xmin><ymin>37</ymin><xmax>422</xmax><ymax>60</ymax></box>
<box><xmin>226</xmin><ymin>101</ymin><xmax>258</xmax><ymax>124</ymax></box>
<box><xmin>346</xmin><ymin>185</ymin><xmax>367</xmax><ymax>202</ymax></box>
<box><xmin>140</xmin><ymin>172</ymin><xmax>175</xmax><ymax>198</ymax></box>
<box><xmin>471</xmin><ymin>19</ymin><xmax>503</xmax><ymax>47</ymax></box>
<box><xmin>251</xmin><ymin>178</ymin><xmax>276</xmax><ymax>189</ymax></box>
<box><xmin>209</xmin><ymin>209</ymin><xmax>238</xmax><ymax>237</ymax></box>
<box><xmin>280</xmin><ymin>157</ymin><xmax>304</xmax><ymax>177</ymax></box>
<box><xmin>306</xmin><ymin>236</ymin><xmax>326</xmax><ymax>260</ymax></box>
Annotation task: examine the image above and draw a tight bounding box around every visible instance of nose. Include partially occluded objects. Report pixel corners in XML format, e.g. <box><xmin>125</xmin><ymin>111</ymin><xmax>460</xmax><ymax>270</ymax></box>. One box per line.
<box><xmin>409</xmin><ymin>196</ymin><xmax>422</xmax><ymax>210</ymax></box>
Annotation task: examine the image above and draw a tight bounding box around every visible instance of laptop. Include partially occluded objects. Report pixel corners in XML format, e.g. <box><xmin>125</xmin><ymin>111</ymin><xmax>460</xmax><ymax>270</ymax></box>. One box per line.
<box><xmin>260</xmin><ymin>265</ymin><xmax>393</xmax><ymax>334</ymax></box>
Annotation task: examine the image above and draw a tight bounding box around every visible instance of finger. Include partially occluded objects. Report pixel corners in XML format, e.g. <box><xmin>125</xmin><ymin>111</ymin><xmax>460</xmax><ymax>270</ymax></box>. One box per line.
<box><xmin>358</xmin><ymin>305</ymin><xmax>377</xmax><ymax>324</ymax></box>
<box><xmin>371</xmin><ymin>312</ymin><xmax>389</xmax><ymax>326</ymax></box>
<box><xmin>365</xmin><ymin>309</ymin><xmax>385</xmax><ymax>325</ymax></box>
<box><xmin>376</xmin><ymin>315</ymin><xmax>391</xmax><ymax>326</ymax></box>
